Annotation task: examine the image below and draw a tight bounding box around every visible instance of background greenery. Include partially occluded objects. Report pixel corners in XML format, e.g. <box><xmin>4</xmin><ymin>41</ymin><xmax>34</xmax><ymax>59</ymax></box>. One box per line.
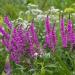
<box><xmin>0</xmin><ymin>0</ymin><xmax>75</xmax><ymax>19</ymax></box>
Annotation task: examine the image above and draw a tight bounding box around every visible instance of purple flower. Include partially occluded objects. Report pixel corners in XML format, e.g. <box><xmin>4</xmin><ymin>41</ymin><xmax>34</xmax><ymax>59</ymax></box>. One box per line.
<box><xmin>29</xmin><ymin>21</ymin><xmax>40</xmax><ymax>47</ymax></box>
<box><xmin>44</xmin><ymin>16</ymin><xmax>51</xmax><ymax>48</ymax></box>
<box><xmin>45</xmin><ymin>16</ymin><xmax>51</xmax><ymax>33</ymax></box>
<box><xmin>0</xmin><ymin>27</ymin><xmax>10</xmax><ymax>38</ymax></box>
<box><xmin>4</xmin><ymin>16</ymin><xmax>12</xmax><ymax>29</ymax></box>
<box><xmin>60</xmin><ymin>17</ymin><xmax>67</xmax><ymax>48</ymax></box>
<box><xmin>71</xmin><ymin>31</ymin><xmax>75</xmax><ymax>44</ymax></box>
<box><xmin>25</xmin><ymin>31</ymin><xmax>35</xmax><ymax>57</ymax></box>
<box><xmin>51</xmin><ymin>23</ymin><xmax>57</xmax><ymax>51</ymax></box>
<box><xmin>44</xmin><ymin>16</ymin><xmax>57</xmax><ymax>52</ymax></box>
<box><xmin>67</xmin><ymin>19</ymin><xmax>73</xmax><ymax>42</ymax></box>
<box><xmin>0</xmin><ymin>17</ymin><xmax>42</xmax><ymax>63</ymax></box>
<box><xmin>4</xmin><ymin>61</ymin><xmax>11</xmax><ymax>75</ymax></box>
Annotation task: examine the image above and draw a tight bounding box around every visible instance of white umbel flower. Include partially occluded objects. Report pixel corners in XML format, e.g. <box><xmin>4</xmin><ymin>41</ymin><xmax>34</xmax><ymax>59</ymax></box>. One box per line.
<box><xmin>27</xmin><ymin>3</ymin><xmax>38</xmax><ymax>8</ymax></box>
<box><xmin>31</xmin><ymin>9</ymin><xmax>43</xmax><ymax>15</ymax></box>
<box><xmin>36</xmin><ymin>14</ymin><xmax>46</xmax><ymax>21</ymax></box>
<box><xmin>48</xmin><ymin>6</ymin><xmax>59</xmax><ymax>13</ymax></box>
<box><xmin>25</xmin><ymin>10</ymin><xmax>31</xmax><ymax>14</ymax></box>
<box><xmin>23</xmin><ymin>20</ymin><xmax>29</xmax><ymax>28</ymax></box>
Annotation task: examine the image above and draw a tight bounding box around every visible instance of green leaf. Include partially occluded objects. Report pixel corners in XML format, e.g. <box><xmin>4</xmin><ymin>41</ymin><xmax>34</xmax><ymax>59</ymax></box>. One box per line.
<box><xmin>40</xmin><ymin>66</ymin><xmax>45</xmax><ymax>75</ymax></box>
<box><xmin>45</xmin><ymin>64</ymin><xmax>56</xmax><ymax>68</ymax></box>
<box><xmin>54</xmin><ymin>53</ymin><xmax>72</xmax><ymax>75</ymax></box>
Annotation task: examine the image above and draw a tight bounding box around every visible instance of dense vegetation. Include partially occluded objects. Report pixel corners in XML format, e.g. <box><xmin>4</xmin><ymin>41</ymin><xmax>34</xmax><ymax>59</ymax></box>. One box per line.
<box><xmin>0</xmin><ymin>0</ymin><xmax>75</xmax><ymax>75</ymax></box>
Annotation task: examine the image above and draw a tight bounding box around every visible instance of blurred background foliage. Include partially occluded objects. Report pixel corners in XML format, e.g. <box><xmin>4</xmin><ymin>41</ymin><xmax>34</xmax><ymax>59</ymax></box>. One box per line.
<box><xmin>0</xmin><ymin>0</ymin><xmax>75</xmax><ymax>19</ymax></box>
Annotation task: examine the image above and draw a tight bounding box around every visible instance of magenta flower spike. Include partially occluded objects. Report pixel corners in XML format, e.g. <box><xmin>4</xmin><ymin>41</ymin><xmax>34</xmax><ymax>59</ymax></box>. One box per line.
<box><xmin>71</xmin><ymin>30</ymin><xmax>75</xmax><ymax>45</ymax></box>
<box><xmin>44</xmin><ymin>16</ymin><xmax>51</xmax><ymax>46</ymax></box>
<box><xmin>62</xmin><ymin>33</ymin><xmax>67</xmax><ymax>48</ymax></box>
<box><xmin>4</xmin><ymin>63</ymin><xmax>11</xmax><ymax>75</ymax></box>
<box><xmin>29</xmin><ymin>21</ymin><xmax>40</xmax><ymax>47</ymax></box>
<box><xmin>4</xmin><ymin>56</ymin><xmax>11</xmax><ymax>75</ymax></box>
<box><xmin>44</xmin><ymin>16</ymin><xmax>57</xmax><ymax>52</ymax></box>
<box><xmin>4</xmin><ymin>16</ymin><xmax>12</xmax><ymax>29</ymax></box>
<box><xmin>45</xmin><ymin>34</ymin><xmax>50</xmax><ymax>47</ymax></box>
<box><xmin>44</xmin><ymin>16</ymin><xmax>54</xmax><ymax>51</ymax></box>
<box><xmin>0</xmin><ymin>27</ymin><xmax>11</xmax><ymax>51</ymax></box>
<box><xmin>52</xmin><ymin>22</ymin><xmax>57</xmax><ymax>46</ymax></box>
<box><xmin>51</xmin><ymin>23</ymin><xmax>57</xmax><ymax>52</ymax></box>
<box><xmin>0</xmin><ymin>27</ymin><xmax>10</xmax><ymax>38</ymax></box>
<box><xmin>26</xmin><ymin>31</ymin><xmax>35</xmax><ymax>57</ymax></box>
<box><xmin>45</xmin><ymin>16</ymin><xmax>51</xmax><ymax>33</ymax></box>
<box><xmin>67</xmin><ymin>19</ymin><xmax>73</xmax><ymax>42</ymax></box>
<box><xmin>60</xmin><ymin>17</ymin><xmax>67</xmax><ymax>48</ymax></box>
<box><xmin>60</xmin><ymin>17</ymin><xmax>65</xmax><ymax>34</ymax></box>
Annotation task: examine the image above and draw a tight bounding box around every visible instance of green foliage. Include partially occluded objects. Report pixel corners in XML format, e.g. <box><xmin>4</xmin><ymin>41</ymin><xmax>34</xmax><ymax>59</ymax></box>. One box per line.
<box><xmin>0</xmin><ymin>0</ymin><xmax>75</xmax><ymax>19</ymax></box>
<box><xmin>0</xmin><ymin>46</ymin><xmax>7</xmax><ymax>74</ymax></box>
<box><xmin>3</xmin><ymin>4</ymin><xmax>19</xmax><ymax>19</ymax></box>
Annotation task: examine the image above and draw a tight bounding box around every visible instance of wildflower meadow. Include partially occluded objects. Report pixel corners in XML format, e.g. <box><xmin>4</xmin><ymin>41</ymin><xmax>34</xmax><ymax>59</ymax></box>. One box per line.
<box><xmin>0</xmin><ymin>0</ymin><xmax>75</xmax><ymax>75</ymax></box>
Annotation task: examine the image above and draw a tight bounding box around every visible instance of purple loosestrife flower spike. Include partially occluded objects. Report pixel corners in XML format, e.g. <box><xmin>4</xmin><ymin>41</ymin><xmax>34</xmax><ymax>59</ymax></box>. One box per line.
<box><xmin>4</xmin><ymin>62</ymin><xmax>11</xmax><ymax>75</ymax></box>
<box><xmin>2</xmin><ymin>38</ymin><xmax>10</xmax><ymax>51</ymax></box>
<box><xmin>60</xmin><ymin>17</ymin><xmax>67</xmax><ymax>48</ymax></box>
<box><xmin>29</xmin><ymin>21</ymin><xmax>40</xmax><ymax>47</ymax></box>
<box><xmin>51</xmin><ymin>22</ymin><xmax>57</xmax><ymax>52</ymax></box>
<box><xmin>71</xmin><ymin>30</ymin><xmax>75</xmax><ymax>45</ymax></box>
<box><xmin>67</xmin><ymin>19</ymin><xmax>73</xmax><ymax>42</ymax></box>
<box><xmin>44</xmin><ymin>16</ymin><xmax>54</xmax><ymax>50</ymax></box>
<box><xmin>44</xmin><ymin>16</ymin><xmax>57</xmax><ymax>52</ymax></box>
<box><xmin>0</xmin><ymin>26</ymin><xmax>10</xmax><ymax>38</ymax></box>
<box><xmin>26</xmin><ymin>31</ymin><xmax>35</xmax><ymax>57</ymax></box>
<box><xmin>4</xmin><ymin>16</ymin><xmax>12</xmax><ymax>29</ymax></box>
<box><xmin>4</xmin><ymin>55</ymin><xmax>11</xmax><ymax>75</ymax></box>
<box><xmin>45</xmin><ymin>16</ymin><xmax>51</xmax><ymax>33</ymax></box>
<box><xmin>44</xmin><ymin>16</ymin><xmax>51</xmax><ymax>47</ymax></box>
<box><xmin>0</xmin><ymin>27</ymin><xmax>10</xmax><ymax>51</ymax></box>
<box><xmin>45</xmin><ymin>34</ymin><xmax>51</xmax><ymax>47</ymax></box>
<box><xmin>52</xmin><ymin>22</ymin><xmax>57</xmax><ymax>46</ymax></box>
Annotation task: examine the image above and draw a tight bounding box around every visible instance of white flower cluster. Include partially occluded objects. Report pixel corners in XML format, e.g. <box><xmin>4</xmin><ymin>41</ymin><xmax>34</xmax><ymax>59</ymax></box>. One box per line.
<box><xmin>36</xmin><ymin>14</ymin><xmax>46</xmax><ymax>21</ymax></box>
<box><xmin>27</xmin><ymin>3</ymin><xmax>38</xmax><ymax>9</ymax></box>
<box><xmin>50</xmin><ymin>6</ymin><xmax>59</xmax><ymax>13</ymax></box>
<box><xmin>17</xmin><ymin>5</ymin><xmax>61</xmax><ymax>28</ymax></box>
<box><xmin>72</xmin><ymin>13</ymin><xmax>75</xmax><ymax>16</ymax></box>
<box><xmin>26</xmin><ymin>3</ymin><xmax>43</xmax><ymax>15</ymax></box>
<box><xmin>14</xmin><ymin>17</ymin><xmax>29</xmax><ymax>29</ymax></box>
